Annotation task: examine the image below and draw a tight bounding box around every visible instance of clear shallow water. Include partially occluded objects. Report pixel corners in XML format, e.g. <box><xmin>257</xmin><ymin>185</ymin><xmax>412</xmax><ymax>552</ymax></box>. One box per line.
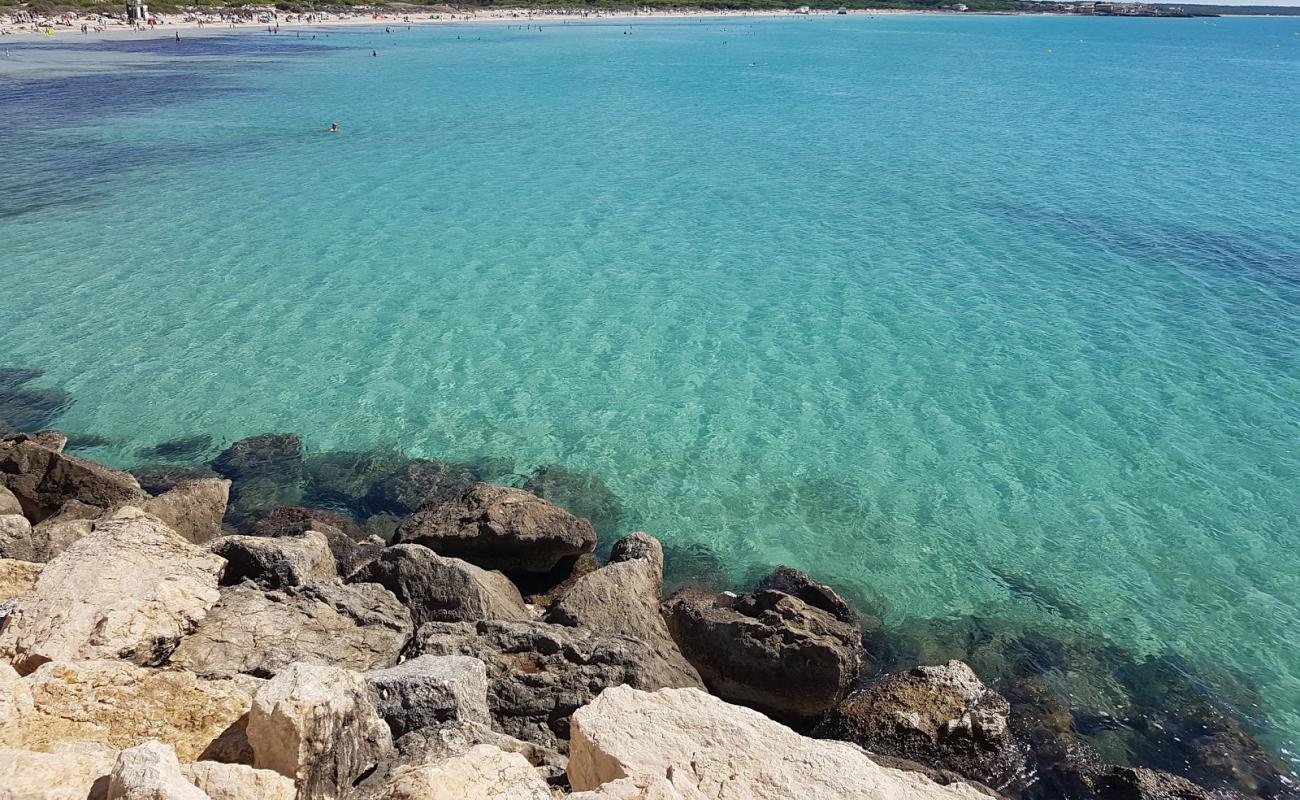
<box><xmin>3</xmin><ymin>14</ymin><xmax>1300</xmax><ymax>757</ymax></box>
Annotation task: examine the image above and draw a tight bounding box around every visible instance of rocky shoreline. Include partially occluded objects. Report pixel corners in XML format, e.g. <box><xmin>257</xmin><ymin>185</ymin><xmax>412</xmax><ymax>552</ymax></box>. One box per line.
<box><xmin>0</xmin><ymin>366</ymin><xmax>1297</xmax><ymax>800</ymax></box>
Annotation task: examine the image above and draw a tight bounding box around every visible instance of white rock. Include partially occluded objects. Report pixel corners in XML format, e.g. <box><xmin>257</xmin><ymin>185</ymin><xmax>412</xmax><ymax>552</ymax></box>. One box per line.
<box><xmin>0</xmin><ymin>508</ymin><xmax>225</xmax><ymax>673</ymax></box>
<box><xmin>372</xmin><ymin>744</ymin><xmax>550</xmax><ymax>800</ymax></box>
<box><xmin>0</xmin><ymin>741</ymin><xmax>118</xmax><ymax>800</ymax></box>
<box><xmin>107</xmin><ymin>740</ymin><xmax>211</xmax><ymax>800</ymax></box>
<box><xmin>182</xmin><ymin>762</ymin><xmax>295</xmax><ymax>800</ymax></box>
<box><xmin>247</xmin><ymin>662</ymin><xmax>392</xmax><ymax>800</ymax></box>
<box><xmin>0</xmin><ymin>558</ymin><xmax>41</xmax><ymax>601</ymax></box>
<box><xmin>568</xmin><ymin>686</ymin><xmax>992</xmax><ymax>800</ymax></box>
<box><xmin>569</xmin><ymin>776</ymin><xmax>688</xmax><ymax>799</ymax></box>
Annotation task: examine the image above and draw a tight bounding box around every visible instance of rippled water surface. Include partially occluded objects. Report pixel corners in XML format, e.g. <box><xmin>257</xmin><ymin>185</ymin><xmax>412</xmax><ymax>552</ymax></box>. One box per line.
<box><xmin>3</xmin><ymin>14</ymin><xmax>1299</xmax><ymax>756</ymax></box>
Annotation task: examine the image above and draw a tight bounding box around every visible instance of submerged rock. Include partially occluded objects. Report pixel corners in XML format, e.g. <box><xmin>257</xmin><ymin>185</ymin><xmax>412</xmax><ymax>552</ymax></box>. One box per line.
<box><xmin>0</xmin><ymin>508</ymin><xmax>224</xmax><ymax>673</ymax></box>
<box><xmin>521</xmin><ymin>464</ymin><xmax>623</xmax><ymax>544</ymax></box>
<box><xmin>211</xmin><ymin>434</ymin><xmax>302</xmax><ymax>484</ymax></box>
<box><xmin>394</xmin><ymin>483</ymin><xmax>597</xmax><ymax>575</ymax></box>
<box><xmin>170</xmin><ymin>581</ymin><xmax>411</xmax><ymax>679</ymax></box>
<box><xmin>661</xmin><ymin>540</ymin><xmax>732</xmax><ymax>595</ymax></box>
<box><xmin>567</xmin><ymin>685</ymin><xmax>991</xmax><ymax>800</ymax></box>
<box><xmin>351</xmin><ymin>544</ymin><xmax>531</xmax><ymax>627</ymax></box>
<box><xmin>662</xmin><ymin>586</ymin><xmax>863</xmax><ymax>727</ymax></box>
<box><xmin>135</xmin><ymin>435</ymin><xmax>214</xmax><ymax>464</ymax></box>
<box><xmin>405</xmin><ymin>619</ymin><xmax>701</xmax><ymax>749</ymax></box>
<box><xmin>818</xmin><ymin>660</ymin><xmax>1029</xmax><ymax>792</ymax></box>
<box><xmin>0</xmin><ymin>368</ymin><xmax>72</xmax><ymax>433</ymax></box>
<box><xmin>364</xmin><ymin>458</ymin><xmax>478</xmax><ymax>517</ymax></box>
<box><xmin>302</xmin><ymin>448</ymin><xmax>408</xmax><ymax>517</ymax></box>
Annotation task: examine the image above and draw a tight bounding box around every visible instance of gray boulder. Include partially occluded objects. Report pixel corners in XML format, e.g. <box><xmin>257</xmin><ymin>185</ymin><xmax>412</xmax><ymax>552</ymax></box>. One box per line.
<box><xmin>170</xmin><ymin>581</ymin><xmax>412</xmax><ymax>678</ymax></box>
<box><xmin>209</xmin><ymin>532</ymin><xmax>336</xmax><ymax>589</ymax></box>
<box><xmin>393</xmin><ymin>483</ymin><xmax>596</xmax><ymax>574</ymax></box>
<box><xmin>253</xmin><ymin>507</ymin><xmax>382</xmax><ymax>577</ymax></box>
<box><xmin>818</xmin><ymin>660</ymin><xmax>1027</xmax><ymax>791</ymax></box>
<box><xmin>0</xmin><ymin>434</ymin><xmax>146</xmax><ymax>522</ymax></box>
<box><xmin>390</xmin><ymin>721</ymin><xmax>567</xmax><ymax>787</ymax></box>
<box><xmin>0</xmin><ymin>486</ymin><xmax>21</xmax><ymax>516</ymax></box>
<box><xmin>365</xmin><ymin>655</ymin><xmax>490</xmax><ymax>737</ymax></box>
<box><xmin>545</xmin><ymin>533</ymin><xmax>701</xmax><ymax>688</ymax></box>
<box><xmin>350</xmin><ymin>544</ymin><xmax>530</xmax><ymax>627</ymax></box>
<box><xmin>405</xmin><ymin>619</ymin><xmax>700</xmax><ymax>749</ymax></box>
<box><xmin>662</xmin><ymin>587</ymin><xmax>863</xmax><ymax>727</ymax></box>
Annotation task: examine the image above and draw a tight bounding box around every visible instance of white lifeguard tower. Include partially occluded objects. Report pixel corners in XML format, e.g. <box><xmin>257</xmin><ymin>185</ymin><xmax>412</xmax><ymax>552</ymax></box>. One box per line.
<box><xmin>126</xmin><ymin>0</ymin><xmax>149</xmax><ymax>23</ymax></box>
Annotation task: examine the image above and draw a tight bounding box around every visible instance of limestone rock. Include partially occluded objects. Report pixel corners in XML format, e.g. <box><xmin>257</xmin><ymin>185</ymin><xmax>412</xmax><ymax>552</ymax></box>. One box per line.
<box><xmin>365</xmin><ymin>655</ymin><xmax>490</xmax><ymax>737</ymax></box>
<box><xmin>0</xmin><ymin>515</ymin><xmax>33</xmax><ymax>561</ymax></box>
<box><xmin>0</xmin><ymin>509</ymin><xmax>225</xmax><ymax>673</ymax></box>
<box><xmin>351</xmin><ymin>544</ymin><xmax>530</xmax><ymax>627</ymax></box>
<box><xmin>0</xmin><ymin>558</ymin><xmax>41</xmax><ymax>601</ymax></box>
<box><xmin>370</xmin><ymin>744</ymin><xmax>550</xmax><ymax>800</ymax></box>
<box><xmin>405</xmin><ymin>620</ymin><xmax>699</xmax><ymax>748</ymax></box>
<box><xmin>0</xmin><ymin>486</ymin><xmax>21</xmax><ymax>516</ymax></box>
<box><xmin>394</xmin><ymin>483</ymin><xmax>596</xmax><ymax>574</ymax></box>
<box><xmin>568</xmin><ymin>777</ymin><xmax>687</xmax><ymax>800</ymax></box>
<box><xmin>389</xmin><ymin>721</ymin><xmax>567</xmax><ymax>787</ymax></box>
<box><xmin>107</xmin><ymin>740</ymin><xmax>211</xmax><ymax>800</ymax></box>
<box><xmin>131</xmin><ymin>466</ymin><xmax>222</xmax><ymax>496</ymax></box>
<box><xmin>209</xmin><ymin>533</ymin><xmax>336</xmax><ymax>589</ymax></box>
<box><xmin>567</xmin><ymin>685</ymin><xmax>991</xmax><ymax>800</ymax></box>
<box><xmin>0</xmin><ymin>435</ymin><xmax>146</xmax><ymax>522</ymax></box>
<box><xmin>182</xmin><ymin>762</ymin><xmax>295</xmax><ymax>800</ymax></box>
<box><xmin>545</xmin><ymin>533</ymin><xmax>701</xmax><ymax>688</ymax></box>
<box><xmin>170</xmin><ymin>581</ymin><xmax>411</xmax><ymax>679</ymax></box>
<box><xmin>0</xmin><ymin>741</ymin><xmax>117</xmax><ymax>800</ymax></box>
<box><xmin>13</xmin><ymin>659</ymin><xmax>252</xmax><ymax>761</ymax></box>
<box><xmin>818</xmin><ymin>661</ymin><xmax>1027</xmax><ymax>791</ymax></box>
<box><xmin>247</xmin><ymin>662</ymin><xmax>392</xmax><ymax>800</ymax></box>
<box><xmin>0</xmin><ymin>662</ymin><xmax>32</xmax><ymax>746</ymax></box>
<box><xmin>138</xmin><ymin>480</ymin><xmax>230</xmax><ymax>545</ymax></box>
<box><xmin>1060</xmin><ymin>765</ymin><xmax>1225</xmax><ymax>800</ymax></box>
<box><xmin>661</xmin><ymin>587</ymin><xmax>863</xmax><ymax>726</ymax></box>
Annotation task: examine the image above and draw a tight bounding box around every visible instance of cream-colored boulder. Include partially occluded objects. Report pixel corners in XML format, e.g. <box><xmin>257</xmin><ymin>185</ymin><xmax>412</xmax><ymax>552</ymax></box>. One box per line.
<box><xmin>568</xmin><ymin>686</ymin><xmax>990</xmax><ymax>800</ymax></box>
<box><xmin>0</xmin><ymin>558</ymin><xmax>41</xmax><ymax>601</ymax></box>
<box><xmin>373</xmin><ymin>744</ymin><xmax>550</xmax><ymax>800</ymax></box>
<box><xmin>0</xmin><ymin>486</ymin><xmax>21</xmax><ymax>517</ymax></box>
<box><xmin>0</xmin><ymin>663</ymin><xmax>33</xmax><ymax>747</ymax></box>
<box><xmin>107</xmin><ymin>740</ymin><xmax>211</xmax><ymax>800</ymax></box>
<box><xmin>0</xmin><ymin>508</ymin><xmax>225</xmax><ymax>673</ymax></box>
<box><xmin>0</xmin><ymin>741</ymin><xmax>118</xmax><ymax>800</ymax></box>
<box><xmin>182</xmin><ymin>762</ymin><xmax>295</xmax><ymax>800</ymax></box>
<box><xmin>247</xmin><ymin>662</ymin><xmax>392</xmax><ymax>800</ymax></box>
<box><xmin>137</xmin><ymin>480</ymin><xmax>231</xmax><ymax>546</ymax></box>
<box><xmin>14</xmin><ymin>660</ymin><xmax>252</xmax><ymax>761</ymax></box>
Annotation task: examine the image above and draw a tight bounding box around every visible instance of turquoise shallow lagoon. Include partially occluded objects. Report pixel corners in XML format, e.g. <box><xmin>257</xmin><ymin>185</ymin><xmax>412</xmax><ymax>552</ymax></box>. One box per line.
<box><xmin>3</xmin><ymin>13</ymin><xmax>1300</xmax><ymax>763</ymax></box>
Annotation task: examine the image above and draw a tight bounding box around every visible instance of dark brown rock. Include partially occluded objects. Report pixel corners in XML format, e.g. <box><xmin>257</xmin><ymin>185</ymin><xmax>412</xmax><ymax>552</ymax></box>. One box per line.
<box><xmin>818</xmin><ymin>660</ymin><xmax>1029</xmax><ymax>792</ymax></box>
<box><xmin>0</xmin><ymin>434</ymin><xmax>145</xmax><ymax>522</ymax></box>
<box><xmin>661</xmin><ymin>586</ymin><xmax>863</xmax><ymax>727</ymax></box>
<box><xmin>393</xmin><ymin>483</ymin><xmax>596</xmax><ymax>575</ymax></box>
<box><xmin>759</xmin><ymin>565</ymin><xmax>860</xmax><ymax>625</ymax></box>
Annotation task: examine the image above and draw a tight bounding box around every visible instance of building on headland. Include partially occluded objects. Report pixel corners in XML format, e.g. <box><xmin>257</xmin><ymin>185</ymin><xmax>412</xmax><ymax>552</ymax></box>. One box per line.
<box><xmin>125</xmin><ymin>0</ymin><xmax>148</xmax><ymax>22</ymax></box>
<box><xmin>1032</xmin><ymin>0</ymin><xmax>1199</xmax><ymax>15</ymax></box>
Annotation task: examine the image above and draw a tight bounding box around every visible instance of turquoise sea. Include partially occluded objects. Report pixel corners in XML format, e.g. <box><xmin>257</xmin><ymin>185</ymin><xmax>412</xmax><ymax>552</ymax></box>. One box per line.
<box><xmin>3</xmin><ymin>13</ymin><xmax>1300</xmax><ymax>770</ymax></box>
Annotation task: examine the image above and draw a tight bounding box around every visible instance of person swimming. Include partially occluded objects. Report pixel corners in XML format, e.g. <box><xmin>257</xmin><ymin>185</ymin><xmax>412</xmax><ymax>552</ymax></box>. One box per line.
<box><xmin>372</xmin><ymin>49</ymin><xmax>378</xmax><ymax>56</ymax></box>
<box><xmin>328</xmin><ymin>122</ymin><xmax>339</xmax><ymax>133</ymax></box>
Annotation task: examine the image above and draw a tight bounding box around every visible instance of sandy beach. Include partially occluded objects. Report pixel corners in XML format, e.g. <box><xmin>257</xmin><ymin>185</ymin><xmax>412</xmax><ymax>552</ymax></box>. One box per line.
<box><xmin>0</xmin><ymin>6</ymin><xmax>925</xmax><ymax>42</ymax></box>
